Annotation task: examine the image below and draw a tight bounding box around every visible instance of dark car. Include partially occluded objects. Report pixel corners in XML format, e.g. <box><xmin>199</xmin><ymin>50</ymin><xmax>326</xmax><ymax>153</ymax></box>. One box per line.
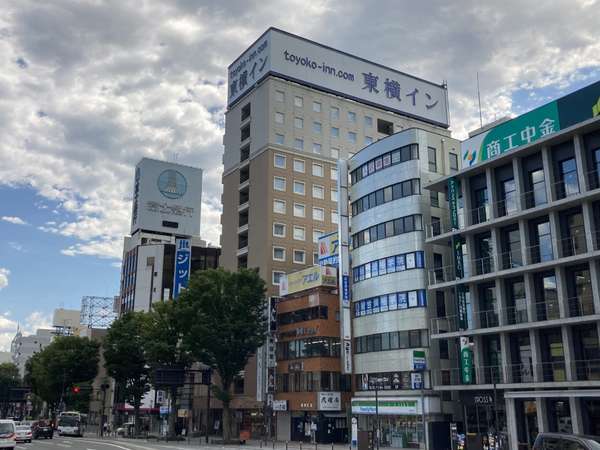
<box><xmin>533</xmin><ymin>433</ymin><xmax>600</xmax><ymax>450</ymax></box>
<box><xmin>32</xmin><ymin>422</ymin><xmax>53</xmax><ymax>440</ymax></box>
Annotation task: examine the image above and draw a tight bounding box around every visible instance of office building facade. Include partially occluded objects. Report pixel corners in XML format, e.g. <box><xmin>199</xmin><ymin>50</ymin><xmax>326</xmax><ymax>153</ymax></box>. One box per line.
<box><xmin>425</xmin><ymin>81</ymin><xmax>600</xmax><ymax>449</ymax></box>
<box><xmin>221</xmin><ymin>28</ymin><xmax>451</xmax><ymax>422</ymax></box>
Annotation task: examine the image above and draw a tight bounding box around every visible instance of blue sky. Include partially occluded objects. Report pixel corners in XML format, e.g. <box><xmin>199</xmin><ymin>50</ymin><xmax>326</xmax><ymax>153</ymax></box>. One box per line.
<box><xmin>0</xmin><ymin>0</ymin><xmax>599</xmax><ymax>350</ymax></box>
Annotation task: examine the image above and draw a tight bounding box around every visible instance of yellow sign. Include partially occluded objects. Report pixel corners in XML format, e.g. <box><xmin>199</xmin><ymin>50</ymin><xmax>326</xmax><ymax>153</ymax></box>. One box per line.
<box><xmin>280</xmin><ymin>266</ymin><xmax>337</xmax><ymax>296</ymax></box>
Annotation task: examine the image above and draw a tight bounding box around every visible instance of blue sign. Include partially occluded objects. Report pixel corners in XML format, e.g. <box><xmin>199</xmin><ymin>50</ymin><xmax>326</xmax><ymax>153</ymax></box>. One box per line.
<box><xmin>158</xmin><ymin>169</ymin><xmax>187</xmax><ymax>199</ymax></box>
<box><xmin>342</xmin><ymin>275</ymin><xmax>350</xmax><ymax>306</ymax></box>
<box><xmin>173</xmin><ymin>238</ymin><xmax>191</xmax><ymax>298</ymax></box>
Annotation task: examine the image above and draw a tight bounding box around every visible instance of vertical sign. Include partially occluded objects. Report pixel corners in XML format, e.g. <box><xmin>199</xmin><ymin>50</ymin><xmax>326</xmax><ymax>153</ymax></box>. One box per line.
<box><xmin>173</xmin><ymin>238</ymin><xmax>191</xmax><ymax>298</ymax></box>
<box><xmin>447</xmin><ymin>178</ymin><xmax>460</xmax><ymax>230</ymax></box>
<box><xmin>412</xmin><ymin>350</ymin><xmax>426</xmax><ymax>370</ymax></box>
<box><xmin>457</xmin><ymin>286</ymin><xmax>469</xmax><ymax>331</ymax></box>
<box><xmin>338</xmin><ymin>160</ymin><xmax>352</xmax><ymax>374</ymax></box>
<box><xmin>460</xmin><ymin>337</ymin><xmax>473</xmax><ymax>384</ymax></box>
<box><xmin>453</xmin><ymin>236</ymin><xmax>464</xmax><ymax>279</ymax></box>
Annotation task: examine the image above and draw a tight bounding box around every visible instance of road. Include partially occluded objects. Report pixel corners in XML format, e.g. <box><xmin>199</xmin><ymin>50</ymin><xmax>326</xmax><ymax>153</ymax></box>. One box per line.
<box><xmin>17</xmin><ymin>437</ymin><xmax>223</xmax><ymax>450</ymax></box>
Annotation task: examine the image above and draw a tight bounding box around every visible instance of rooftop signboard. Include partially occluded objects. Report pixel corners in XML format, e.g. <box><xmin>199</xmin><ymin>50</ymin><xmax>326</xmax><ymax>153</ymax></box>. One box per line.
<box><xmin>228</xmin><ymin>28</ymin><xmax>449</xmax><ymax>127</ymax></box>
<box><xmin>461</xmin><ymin>80</ymin><xmax>600</xmax><ymax>168</ymax></box>
<box><xmin>279</xmin><ymin>265</ymin><xmax>337</xmax><ymax>297</ymax></box>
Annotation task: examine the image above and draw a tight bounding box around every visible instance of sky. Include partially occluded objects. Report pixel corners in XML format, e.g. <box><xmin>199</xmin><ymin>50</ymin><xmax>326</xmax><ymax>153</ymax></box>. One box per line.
<box><xmin>1</xmin><ymin>0</ymin><xmax>599</xmax><ymax>351</ymax></box>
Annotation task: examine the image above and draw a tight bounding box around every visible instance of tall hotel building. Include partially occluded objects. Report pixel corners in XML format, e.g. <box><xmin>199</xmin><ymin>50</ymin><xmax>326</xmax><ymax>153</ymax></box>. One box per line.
<box><xmin>425</xmin><ymin>80</ymin><xmax>600</xmax><ymax>450</ymax></box>
<box><xmin>221</xmin><ymin>28</ymin><xmax>453</xmax><ymax>436</ymax></box>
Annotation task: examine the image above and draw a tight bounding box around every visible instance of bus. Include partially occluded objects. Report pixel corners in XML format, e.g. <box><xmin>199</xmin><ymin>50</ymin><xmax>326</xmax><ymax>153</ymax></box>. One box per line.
<box><xmin>57</xmin><ymin>412</ymin><xmax>87</xmax><ymax>437</ymax></box>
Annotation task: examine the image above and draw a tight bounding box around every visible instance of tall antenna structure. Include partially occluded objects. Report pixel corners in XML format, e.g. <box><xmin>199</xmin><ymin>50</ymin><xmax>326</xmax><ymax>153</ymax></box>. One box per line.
<box><xmin>477</xmin><ymin>72</ymin><xmax>483</xmax><ymax>128</ymax></box>
<box><xmin>80</xmin><ymin>296</ymin><xmax>117</xmax><ymax>329</ymax></box>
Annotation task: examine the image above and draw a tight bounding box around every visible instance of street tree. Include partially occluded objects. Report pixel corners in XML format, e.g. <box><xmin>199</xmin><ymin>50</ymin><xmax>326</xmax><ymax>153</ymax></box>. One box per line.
<box><xmin>103</xmin><ymin>312</ymin><xmax>150</xmax><ymax>435</ymax></box>
<box><xmin>0</xmin><ymin>363</ymin><xmax>21</xmax><ymax>418</ymax></box>
<box><xmin>26</xmin><ymin>336</ymin><xmax>99</xmax><ymax>413</ymax></box>
<box><xmin>179</xmin><ymin>268</ymin><xmax>267</xmax><ymax>443</ymax></box>
<box><xmin>143</xmin><ymin>300</ymin><xmax>193</xmax><ymax>438</ymax></box>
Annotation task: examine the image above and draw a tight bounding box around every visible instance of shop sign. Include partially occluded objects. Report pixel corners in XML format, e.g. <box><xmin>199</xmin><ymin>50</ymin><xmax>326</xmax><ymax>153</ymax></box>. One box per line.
<box><xmin>318</xmin><ymin>231</ymin><xmax>339</xmax><ymax>266</ymax></box>
<box><xmin>453</xmin><ymin>236</ymin><xmax>464</xmax><ymax>279</ymax></box>
<box><xmin>159</xmin><ymin>406</ymin><xmax>169</xmax><ymax>416</ymax></box>
<box><xmin>318</xmin><ymin>391</ymin><xmax>341</xmax><ymax>411</ymax></box>
<box><xmin>279</xmin><ymin>327</ymin><xmax>317</xmax><ymax>339</ymax></box>
<box><xmin>279</xmin><ymin>265</ymin><xmax>337</xmax><ymax>296</ymax></box>
<box><xmin>460</xmin><ymin>337</ymin><xmax>473</xmax><ymax>384</ymax></box>
<box><xmin>448</xmin><ymin>178</ymin><xmax>460</xmax><ymax>230</ymax></box>
<box><xmin>457</xmin><ymin>285</ymin><xmax>469</xmax><ymax>330</ymax></box>
<box><xmin>288</xmin><ymin>361</ymin><xmax>304</xmax><ymax>372</ymax></box>
<box><xmin>411</xmin><ymin>372</ymin><xmax>423</xmax><ymax>390</ymax></box>
<box><xmin>474</xmin><ymin>394</ymin><xmax>494</xmax><ymax>405</ymax></box>
<box><xmin>412</xmin><ymin>350</ymin><xmax>426</xmax><ymax>371</ymax></box>
<box><xmin>351</xmin><ymin>399</ymin><xmax>419</xmax><ymax>415</ymax></box>
<box><xmin>272</xmin><ymin>400</ymin><xmax>288</xmax><ymax>411</ymax></box>
<box><xmin>173</xmin><ymin>238</ymin><xmax>191</xmax><ymax>298</ymax></box>
<box><xmin>462</xmin><ymin>80</ymin><xmax>600</xmax><ymax>168</ymax></box>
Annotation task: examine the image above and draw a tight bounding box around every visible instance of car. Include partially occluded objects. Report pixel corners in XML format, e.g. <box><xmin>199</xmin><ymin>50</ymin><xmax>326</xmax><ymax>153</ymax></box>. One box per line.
<box><xmin>533</xmin><ymin>432</ymin><xmax>600</xmax><ymax>450</ymax></box>
<box><xmin>14</xmin><ymin>425</ymin><xmax>32</xmax><ymax>444</ymax></box>
<box><xmin>0</xmin><ymin>420</ymin><xmax>16</xmax><ymax>450</ymax></box>
<box><xmin>32</xmin><ymin>422</ymin><xmax>53</xmax><ymax>440</ymax></box>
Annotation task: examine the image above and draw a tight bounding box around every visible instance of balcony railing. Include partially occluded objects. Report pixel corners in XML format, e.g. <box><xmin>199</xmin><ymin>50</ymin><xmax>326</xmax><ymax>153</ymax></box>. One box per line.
<box><xmin>567</xmin><ymin>294</ymin><xmax>595</xmax><ymax>317</ymax></box>
<box><xmin>587</xmin><ymin>168</ymin><xmax>600</xmax><ymax>191</ymax></box>
<box><xmin>542</xmin><ymin>360</ymin><xmax>567</xmax><ymax>382</ymax></box>
<box><xmin>574</xmin><ymin>359</ymin><xmax>600</xmax><ymax>381</ymax></box>
<box><xmin>505</xmin><ymin>299</ymin><xmax>529</xmax><ymax>325</ymax></box>
<box><xmin>527</xmin><ymin>242</ymin><xmax>555</xmax><ymax>264</ymax></box>
<box><xmin>522</xmin><ymin>184</ymin><xmax>549</xmax><ymax>209</ymax></box>
<box><xmin>535</xmin><ymin>298</ymin><xmax>561</xmax><ymax>321</ymax></box>
<box><xmin>499</xmin><ymin>250</ymin><xmax>524</xmax><ymax>270</ymax></box>
<box><xmin>476</xmin><ymin>308</ymin><xmax>500</xmax><ymax>329</ymax></box>
<box><xmin>470</xmin><ymin>204</ymin><xmax>490</xmax><ymax>225</ymax></box>
<box><xmin>472</xmin><ymin>255</ymin><xmax>495</xmax><ymax>275</ymax></box>
<box><xmin>559</xmin><ymin>234</ymin><xmax>587</xmax><ymax>258</ymax></box>
<box><xmin>553</xmin><ymin>175</ymin><xmax>580</xmax><ymax>200</ymax></box>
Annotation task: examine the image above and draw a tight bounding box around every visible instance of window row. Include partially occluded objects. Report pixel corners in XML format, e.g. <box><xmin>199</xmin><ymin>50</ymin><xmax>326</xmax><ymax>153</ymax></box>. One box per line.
<box><xmin>354</xmin><ymin>329</ymin><xmax>429</xmax><ymax>354</ymax></box>
<box><xmin>277</xmin><ymin>306</ymin><xmax>328</xmax><ymax>326</ymax></box>
<box><xmin>276</xmin><ymin>336</ymin><xmax>341</xmax><ymax>360</ymax></box>
<box><xmin>275</xmin><ymin>134</ymin><xmax>344</xmax><ymax>158</ymax></box>
<box><xmin>351</xmin><ymin>214</ymin><xmax>423</xmax><ymax>249</ymax></box>
<box><xmin>276</xmin><ymin>371</ymin><xmax>352</xmax><ymax>393</ymax></box>
<box><xmin>273</xmin><ymin>199</ymin><xmax>338</xmax><ymax>222</ymax></box>
<box><xmin>351</xmin><ymin>178</ymin><xmax>421</xmax><ymax>216</ymax></box>
<box><xmin>273</xmin><ymin>112</ymin><xmax>369</xmax><ymax>143</ymax></box>
<box><xmin>352</xmin><ymin>251</ymin><xmax>424</xmax><ymax>283</ymax></box>
<box><xmin>272</xmin><ymin>246</ymin><xmax>307</xmax><ymax>264</ymax></box>
<box><xmin>273</xmin><ymin>223</ymin><xmax>328</xmax><ymax>243</ymax></box>
<box><xmin>354</xmin><ymin>290</ymin><xmax>427</xmax><ymax>318</ymax></box>
<box><xmin>272</xmin><ymin>177</ymin><xmax>338</xmax><ymax>201</ymax></box>
<box><xmin>274</xmin><ymin>154</ymin><xmax>338</xmax><ymax>180</ymax></box>
<box><xmin>350</xmin><ymin>144</ymin><xmax>419</xmax><ymax>184</ymax></box>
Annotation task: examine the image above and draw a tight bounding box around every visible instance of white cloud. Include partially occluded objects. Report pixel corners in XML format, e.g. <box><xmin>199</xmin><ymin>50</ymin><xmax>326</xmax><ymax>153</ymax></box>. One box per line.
<box><xmin>1</xmin><ymin>216</ymin><xmax>28</xmax><ymax>225</ymax></box>
<box><xmin>0</xmin><ymin>268</ymin><xmax>9</xmax><ymax>290</ymax></box>
<box><xmin>0</xmin><ymin>0</ymin><xmax>598</xmax><ymax>263</ymax></box>
<box><xmin>0</xmin><ymin>310</ymin><xmax>52</xmax><ymax>351</ymax></box>
<box><xmin>8</xmin><ymin>242</ymin><xmax>24</xmax><ymax>252</ymax></box>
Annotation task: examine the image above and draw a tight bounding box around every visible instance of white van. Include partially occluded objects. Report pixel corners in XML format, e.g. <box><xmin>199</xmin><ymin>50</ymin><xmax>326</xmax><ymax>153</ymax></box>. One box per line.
<box><xmin>0</xmin><ymin>420</ymin><xmax>16</xmax><ymax>450</ymax></box>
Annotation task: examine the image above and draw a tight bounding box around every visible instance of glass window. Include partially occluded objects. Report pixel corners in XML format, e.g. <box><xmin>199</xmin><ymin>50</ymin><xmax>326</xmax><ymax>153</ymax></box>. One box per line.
<box><xmin>348</xmin><ymin>111</ymin><xmax>356</xmax><ymax>122</ymax></box>
<box><xmin>364</xmin><ymin>116</ymin><xmax>373</xmax><ymax>127</ymax></box>
<box><xmin>293</xmin><ymin>226</ymin><xmax>305</xmax><ymax>240</ymax></box>
<box><xmin>293</xmin><ymin>159</ymin><xmax>305</xmax><ymax>173</ymax></box>
<box><xmin>273</xmin><ymin>200</ymin><xmax>286</xmax><ymax>214</ymax></box>
<box><xmin>275</xmin><ymin>112</ymin><xmax>284</xmax><ymax>124</ymax></box>
<box><xmin>331</xmin><ymin>189</ymin><xmax>338</xmax><ymax>202</ymax></box>
<box><xmin>273</xmin><ymin>177</ymin><xmax>286</xmax><ymax>191</ymax></box>
<box><xmin>293</xmin><ymin>180</ymin><xmax>305</xmax><ymax>195</ymax></box>
<box><xmin>313</xmin><ymin>121</ymin><xmax>322</xmax><ymax>134</ymax></box>
<box><xmin>313</xmin><ymin>207</ymin><xmax>325</xmax><ymax>221</ymax></box>
<box><xmin>560</xmin><ymin>158</ymin><xmax>580</xmax><ymax>198</ymax></box>
<box><xmin>293</xmin><ymin>250</ymin><xmax>305</xmax><ymax>263</ymax></box>
<box><xmin>331</xmin><ymin>167</ymin><xmax>338</xmax><ymax>181</ymax></box>
<box><xmin>312</xmin><ymin>184</ymin><xmax>324</xmax><ymax>199</ymax></box>
<box><xmin>313</xmin><ymin>142</ymin><xmax>322</xmax><ymax>154</ymax></box>
<box><xmin>348</xmin><ymin>131</ymin><xmax>357</xmax><ymax>143</ymax></box>
<box><xmin>529</xmin><ymin>168</ymin><xmax>547</xmax><ymax>207</ymax></box>
<box><xmin>294</xmin><ymin>138</ymin><xmax>304</xmax><ymax>150</ymax></box>
<box><xmin>331</xmin><ymin>148</ymin><xmax>340</xmax><ymax>159</ymax></box>
<box><xmin>313</xmin><ymin>163</ymin><xmax>324</xmax><ymax>177</ymax></box>
<box><xmin>313</xmin><ymin>229</ymin><xmax>323</xmax><ymax>243</ymax></box>
<box><xmin>294</xmin><ymin>117</ymin><xmax>303</xmax><ymax>129</ymax></box>
<box><xmin>273</xmin><ymin>223</ymin><xmax>286</xmax><ymax>237</ymax></box>
<box><xmin>275</xmin><ymin>90</ymin><xmax>284</xmax><ymax>102</ymax></box>
<box><xmin>331</xmin><ymin>127</ymin><xmax>340</xmax><ymax>138</ymax></box>
<box><xmin>294</xmin><ymin>203</ymin><xmax>306</xmax><ymax>217</ymax></box>
<box><xmin>272</xmin><ymin>271</ymin><xmax>285</xmax><ymax>285</ymax></box>
<box><xmin>430</xmin><ymin>191</ymin><xmax>439</xmax><ymax>207</ymax></box>
<box><xmin>313</xmin><ymin>101</ymin><xmax>321</xmax><ymax>112</ymax></box>
<box><xmin>330</xmin><ymin>106</ymin><xmax>339</xmax><ymax>120</ymax></box>
<box><xmin>275</xmin><ymin>133</ymin><xmax>285</xmax><ymax>145</ymax></box>
<box><xmin>331</xmin><ymin>211</ymin><xmax>339</xmax><ymax>224</ymax></box>
<box><xmin>294</xmin><ymin>96</ymin><xmax>303</xmax><ymax>108</ymax></box>
<box><xmin>449</xmin><ymin>152</ymin><xmax>459</xmax><ymax>171</ymax></box>
<box><xmin>428</xmin><ymin>147</ymin><xmax>437</xmax><ymax>172</ymax></box>
<box><xmin>501</xmin><ymin>178</ymin><xmax>517</xmax><ymax>215</ymax></box>
<box><xmin>274</xmin><ymin>154</ymin><xmax>286</xmax><ymax>168</ymax></box>
<box><xmin>273</xmin><ymin>247</ymin><xmax>285</xmax><ymax>261</ymax></box>
<box><xmin>313</xmin><ymin>253</ymin><xmax>319</xmax><ymax>264</ymax></box>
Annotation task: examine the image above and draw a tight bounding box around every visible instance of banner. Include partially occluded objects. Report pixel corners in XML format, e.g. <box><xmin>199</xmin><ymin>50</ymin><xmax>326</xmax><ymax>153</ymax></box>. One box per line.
<box><xmin>279</xmin><ymin>265</ymin><xmax>337</xmax><ymax>296</ymax></box>
<box><xmin>460</xmin><ymin>337</ymin><xmax>473</xmax><ymax>384</ymax></box>
<box><xmin>318</xmin><ymin>231</ymin><xmax>339</xmax><ymax>266</ymax></box>
<box><xmin>447</xmin><ymin>178</ymin><xmax>460</xmax><ymax>230</ymax></box>
<box><xmin>173</xmin><ymin>238</ymin><xmax>191</xmax><ymax>298</ymax></box>
<box><xmin>453</xmin><ymin>236</ymin><xmax>464</xmax><ymax>279</ymax></box>
<box><xmin>457</xmin><ymin>285</ymin><xmax>469</xmax><ymax>331</ymax></box>
<box><xmin>462</xmin><ymin>80</ymin><xmax>600</xmax><ymax>168</ymax></box>
<box><xmin>351</xmin><ymin>399</ymin><xmax>419</xmax><ymax>415</ymax></box>
<box><xmin>412</xmin><ymin>350</ymin><xmax>426</xmax><ymax>370</ymax></box>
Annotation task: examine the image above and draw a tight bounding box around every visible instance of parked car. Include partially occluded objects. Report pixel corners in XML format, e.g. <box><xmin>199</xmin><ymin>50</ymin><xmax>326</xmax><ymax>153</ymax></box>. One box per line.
<box><xmin>533</xmin><ymin>433</ymin><xmax>600</xmax><ymax>450</ymax></box>
<box><xmin>15</xmin><ymin>425</ymin><xmax>32</xmax><ymax>444</ymax></box>
<box><xmin>0</xmin><ymin>420</ymin><xmax>16</xmax><ymax>450</ymax></box>
<box><xmin>32</xmin><ymin>421</ymin><xmax>53</xmax><ymax>440</ymax></box>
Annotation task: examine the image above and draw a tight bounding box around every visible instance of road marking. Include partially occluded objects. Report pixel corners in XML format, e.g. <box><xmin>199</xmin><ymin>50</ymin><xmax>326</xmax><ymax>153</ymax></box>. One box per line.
<box><xmin>79</xmin><ymin>439</ymin><xmax>155</xmax><ymax>450</ymax></box>
<box><xmin>55</xmin><ymin>444</ymin><xmax>72</xmax><ymax>448</ymax></box>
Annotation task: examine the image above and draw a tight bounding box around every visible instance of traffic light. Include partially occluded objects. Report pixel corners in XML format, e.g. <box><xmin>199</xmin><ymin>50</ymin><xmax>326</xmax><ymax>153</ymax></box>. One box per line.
<box><xmin>72</xmin><ymin>386</ymin><xmax>80</xmax><ymax>394</ymax></box>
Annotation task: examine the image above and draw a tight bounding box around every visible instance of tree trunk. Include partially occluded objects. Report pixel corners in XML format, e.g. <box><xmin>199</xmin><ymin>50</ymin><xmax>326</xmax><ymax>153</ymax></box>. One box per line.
<box><xmin>133</xmin><ymin>399</ymin><xmax>141</xmax><ymax>436</ymax></box>
<box><xmin>168</xmin><ymin>386</ymin><xmax>178</xmax><ymax>438</ymax></box>
<box><xmin>222</xmin><ymin>397</ymin><xmax>232</xmax><ymax>443</ymax></box>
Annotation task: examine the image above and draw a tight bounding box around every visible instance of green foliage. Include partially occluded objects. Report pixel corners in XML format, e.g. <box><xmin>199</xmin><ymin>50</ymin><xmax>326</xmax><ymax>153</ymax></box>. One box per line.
<box><xmin>0</xmin><ymin>362</ymin><xmax>20</xmax><ymax>388</ymax></box>
<box><xmin>25</xmin><ymin>336</ymin><xmax>100</xmax><ymax>409</ymax></box>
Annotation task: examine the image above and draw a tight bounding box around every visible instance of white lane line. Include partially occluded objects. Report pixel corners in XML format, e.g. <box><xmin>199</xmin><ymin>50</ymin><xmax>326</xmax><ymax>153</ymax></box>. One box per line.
<box><xmin>78</xmin><ymin>439</ymin><xmax>155</xmax><ymax>450</ymax></box>
<box><xmin>87</xmin><ymin>448</ymin><xmax>98</xmax><ymax>450</ymax></box>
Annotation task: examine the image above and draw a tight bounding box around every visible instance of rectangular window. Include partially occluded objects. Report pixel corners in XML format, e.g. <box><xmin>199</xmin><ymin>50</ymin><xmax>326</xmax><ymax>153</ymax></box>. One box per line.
<box><xmin>275</xmin><ymin>133</ymin><xmax>284</xmax><ymax>145</ymax></box>
<box><xmin>273</xmin><ymin>223</ymin><xmax>286</xmax><ymax>237</ymax></box>
<box><xmin>294</xmin><ymin>96</ymin><xmax>303</xmax><ymax>108</ymax></box>
<box><xmin>331</xmin><ymin>189</ymin><xmax>338</xmax><ymax>202</ymax></box>
<box><xmin>331</xmin><ymin>148</ymin><xmax>340</xmax><ymax>159</ymax></box>
<box><xmin>430</xmin><ymin>190</ymin><xmax>439</xmax><ymax>207</ymax></box>
<box><xmin>313</xmin><ymin>142</ymin><xmax>322</xmax><ymax>154</ymax></box>
<box><xmin>293</xmin><ymin>180</ymin><xmax>305</xmax><ymax>195</ymax></box>
<box><xmin>331</xmin><ymin>127</ymin><xmax>340</xmax><ymax>138</ymax></box>
<box><xmin>294</xmin><ymin>117</ymin><xmax>303</xmax><ymax>129</ymax></box>
<box><xmin>294</xmin><ymin>138</ymin><xmax>304</xmax><ymax>150</ymax></box>
<box><xmin>313</xmin><ymin>207</ymin><xmax>325</xmax><ymax>221</ymax></box>
<box><xmin>313</xmin><ymin>101</ymin><xmax>321</xmax><ymax>112</ymax></box>
<box><xmin>312</xmin><ymin>184</ymin><xmax>324</xmax><ymax>199</ymax></box>
<box><xmin>330</xmin><ymin>106</ymin><xmax>339</xmax><ymax>120</ymax></box>
<box><xmin>293</xmin><ymin>250</ymin><xmax>305</xmax><ymax>264</ymax></box>
<box><xmin>293</xmin><ymin>226</ymin><xmax>305</xmax><ymax>241</ymax></box>
<box><xmin>377</xmin><ymin>119</ymin><xmax>393</xmax><ymax>135</ymax></box>
<box><xmin>275</xmin><ymin>112</ymin><xmax>284</xmax><ymax>124</ymax></box>
<box><xmin>313</xmin><ymin>163</ymin><xmax>324</xmax><ymax>177</ymax></box>
<box><xmin>273</xmin><ymin>200</ymin><xmax>286</xmax><ymax>214</ymax></box>
<box><xmin>331</xmin><ymin>211</ymin><xmax>339</xmax><ymax>224</ymax></box>
<box><xmin>449</xmin><ymin>152</ymin><xmax>459</xmax><ymax>171</ymax></box>
<box><xmin>293</xmin><ymin>203</ymin><xmax>306</xmax><ymax>218</ymax></box>
<box><xmin>348</xmin><ymin>111</ymin><xmax>356</xmax><ymax>122</ymax></box>
<box><xmin>313</xmin><ymin>229</ymin><xmax>323</xmax><ymax>243</ymax></box>
<box><xmin>331</xmin><ymin>167</ymin><xmax>338</xmax><ymax>181</ymax></box>
<box><xmin>293</xmin><ymin>159</ymin><xmax>305</xmax><ymax>173</ymax></box>
<box><xmin>313</xmin><ymin>253</ymin><xmax>319</xmax><ymax>264</ymax></box>
<box><xmin>348</xmin><ymin>131</ymin><xmax>357</xmax><ymax>144</ymax></box>
<box><xmin>274</xmin><ymin>154</ymin><xmax>286</xmax><ymax>168</ymax></box>
<box><xmin>273</xmin><ymin>247</ymin><xmax>285</xmax><ymax>261</ymax></box>
<box><xmin>240</xmin><ymin>124</ymin><xmax>250</xmax><ymax>141</ymax></box>
<box><xmin>313</xmin><ymin>122</ymin><xmax>322</xmax><ymax>134</ymax></box>
<box><xmin>365</xmin><ymin>116</ymin><xmax>373</xmax><ymax>127</ymax></box>
<box><xmin>428</xmin><ymin>146</ymin><xmax>437</xmax><ymax>172</ymax></box>
<box><xmin>273</xmin><ymin>177</ymin><xmax>286</xmax><ymax>191</ymax></box>
<box><xmin>272</xmin><ymin>271</ymin><xmax>285</xmax><ymax>285</ymax></box>
<box><xmin>241</xmin><ymin>103</ymin><xmax>251</xmax><ymax>121</ymax></box>
<box><xmin>275</xmin><ymin>90</ymin><xmax>284</xmax><ymax>102</ymax></box>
